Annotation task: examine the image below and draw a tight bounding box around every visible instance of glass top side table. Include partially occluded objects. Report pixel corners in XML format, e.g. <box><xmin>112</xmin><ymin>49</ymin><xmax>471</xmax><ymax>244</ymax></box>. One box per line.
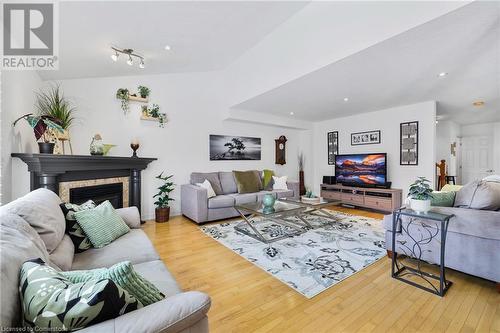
<box><xmin>391</xmin><ymin>207</ymin><xmax>454</xmax><ymax>296</ymax></box>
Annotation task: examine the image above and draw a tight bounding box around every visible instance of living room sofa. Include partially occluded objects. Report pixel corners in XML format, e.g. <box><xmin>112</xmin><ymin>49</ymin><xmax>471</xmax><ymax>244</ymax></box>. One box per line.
<box><xmin>181</xmin><ymin>171</ymin><xmax>300</xmax><ymax>223</ymax></box>
<box><xmin>0</xmin><ymin>188</ymin><xmax>211</xmax><ymax>332</ymax></box>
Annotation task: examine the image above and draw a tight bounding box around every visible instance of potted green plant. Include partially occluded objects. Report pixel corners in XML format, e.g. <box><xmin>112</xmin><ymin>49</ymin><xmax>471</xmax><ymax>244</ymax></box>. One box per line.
<box><xmin>154</xmin><ymin>172</ymin><xmax>175</xmax><ymax>222</ymax></box>
<box><xmin>408</xmin><ymin>177</ymin><xmax>433</xmax><ymax>213</ymax></box>
<box><xmin>12</xmin><ymin>114</ymin><xmax>64</xmax><ymax>154</ymax></box>
<box><xmin>116</xmin><ymin>88</ymin><xmax>129</xmax><ymax>113</ymax></box>
<box><xmin>137</xmin><ymin>85</ymin><xmax>150</xmax><ymax>99</ymax></box>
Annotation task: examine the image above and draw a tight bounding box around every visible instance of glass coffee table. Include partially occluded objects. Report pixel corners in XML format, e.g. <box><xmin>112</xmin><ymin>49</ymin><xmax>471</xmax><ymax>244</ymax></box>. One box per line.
<box><xmin>234</xmin><ymin>201</ymin><xmax>308</xmax><ymax>244</ymax></box>
<box><xmin>279</xmin><ymin>197</ymin><xmax>342</xmax><ymax>229</ymax></box>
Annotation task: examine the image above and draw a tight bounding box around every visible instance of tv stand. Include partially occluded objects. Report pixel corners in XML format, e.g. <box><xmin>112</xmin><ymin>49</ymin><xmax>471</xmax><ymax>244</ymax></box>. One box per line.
<box><xmin>320</xmin><ymin>184</ymin><xmax>402</xmax><ymax>213</ymax></box>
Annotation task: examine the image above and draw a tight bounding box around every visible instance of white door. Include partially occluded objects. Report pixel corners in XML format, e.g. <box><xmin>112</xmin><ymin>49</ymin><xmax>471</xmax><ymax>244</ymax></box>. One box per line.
<box><xmin>461</xmin><ymin>136</ymin><xmax>495</xmax><ymax>184</ymax></box>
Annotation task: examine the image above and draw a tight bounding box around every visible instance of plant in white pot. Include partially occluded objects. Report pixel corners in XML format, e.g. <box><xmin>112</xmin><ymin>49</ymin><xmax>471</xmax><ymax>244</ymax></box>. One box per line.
<box><xmin>408</xmin><ymin>177</ymin><xmax>433</xmax><ymax>213</ymax></box>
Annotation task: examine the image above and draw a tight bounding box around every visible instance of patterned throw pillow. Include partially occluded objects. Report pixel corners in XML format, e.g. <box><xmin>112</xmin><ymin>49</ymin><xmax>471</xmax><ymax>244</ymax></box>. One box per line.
<box><xmin>60</xmin><ymin>200</ymin><xmax>96</xmax><ymax>253</ymax></box>
<box><xmin>20</xmin><ymin>258</ymin><xmax>141</xmax><ymax>331</ymax></box>
<box><xmin>62</xmin><ymin>261</ymin><xmax>165</xmax><ymax>306</ymax></box>
<box><xmin>74</xmin><ymin>200</ymin><xmax>130</xmax><ymax>248</ymax></box>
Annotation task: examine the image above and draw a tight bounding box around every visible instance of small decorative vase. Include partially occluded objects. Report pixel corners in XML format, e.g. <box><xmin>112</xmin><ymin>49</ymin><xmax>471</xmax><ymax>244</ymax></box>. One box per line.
<box><xmin>299</xmin><ymin>170</ymin><xmax>306</xmax><ymax>196</ymax></box>
<box><xmin>410</xmin><ymin>198</ymin><xmax>431</xmax><ymax>213</ymax></box>
<box><xmin>262</xmin><ymin>193</ymin><xmax>276</xmax><ymax>208</ymax></box>
<box><xmin>263</xmin><ymin>206</ymin><xmax>275</xmax><ymax>214</ymax></box>
<box><xmin>90</xmin><ymin>134</ymin><xmax>104</xmax><ymax>155</ymax></box>
<box><xmin>155</xmin><ymin>207</ymin><xmax>170</xmax><ymax>223</ymax></box>
<box><xmin>38</xmin><ymin>142</ymin><xmax>55</xmax><ymax>154</ymax></box>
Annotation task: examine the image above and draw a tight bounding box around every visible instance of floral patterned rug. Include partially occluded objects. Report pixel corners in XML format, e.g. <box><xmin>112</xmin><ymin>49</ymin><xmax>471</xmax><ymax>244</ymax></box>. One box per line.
<box><xmin>200</xmin><ymin>210</ymin><xmax>386</xmax><ymax>298</ymax></box>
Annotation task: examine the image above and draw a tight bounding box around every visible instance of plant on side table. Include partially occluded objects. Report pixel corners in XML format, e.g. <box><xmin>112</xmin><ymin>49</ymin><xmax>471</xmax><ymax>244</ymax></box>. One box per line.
<box><xmin>154</xmin><ymin>172</ymin><xmax>175</xmax><ymax>222</ymax></box>
<box><xmin>408</xmin><ymin>177</ymin><xmax>433</xmax><ymax>213</ymax></box>
<box><xmin>12</xmin><ymin>114</ymin><xmax>64</xmax><ymax>154</ymax></box>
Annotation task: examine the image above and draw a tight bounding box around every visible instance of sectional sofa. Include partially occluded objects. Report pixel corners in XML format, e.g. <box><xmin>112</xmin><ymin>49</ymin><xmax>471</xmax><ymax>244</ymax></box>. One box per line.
<box><xmin>181</xmin><ymin>171</ymin><xmax>299</xmax><ymax>223</ymax></box>
<box><xmin>0</xmin><ymin>188</ymin><xmax>211</xmax><ymax>332</ymax></box>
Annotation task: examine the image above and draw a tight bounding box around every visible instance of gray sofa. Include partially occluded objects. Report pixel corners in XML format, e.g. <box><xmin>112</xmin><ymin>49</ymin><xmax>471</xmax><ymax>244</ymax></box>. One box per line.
<box><xmin>384</xmin><ymin>206</ymin><xmax>500</xmax><ymax>286</ymax></box>
<box><xmin>181</xmin><ymin>171</ymin><xmax>299</xmax><ymax>223</ymax></box>
<box><xmin>0</xmin><ymin>188</ymin><xmax>211</xmax><ymax>332</ymax></box>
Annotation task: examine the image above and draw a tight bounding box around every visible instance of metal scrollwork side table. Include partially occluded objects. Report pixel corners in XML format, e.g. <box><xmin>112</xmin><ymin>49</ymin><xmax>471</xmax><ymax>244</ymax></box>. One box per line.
<box><xmin>391</xmin><ymin>208</ymin><xmax>454</xmax><ymax>296</ymax></box>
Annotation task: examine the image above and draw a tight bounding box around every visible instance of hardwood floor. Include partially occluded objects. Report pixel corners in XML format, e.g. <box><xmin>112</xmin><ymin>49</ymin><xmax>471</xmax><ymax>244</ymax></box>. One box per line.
<box><xmin>142</xmin><ymin>206</ymin><xmax>500</xmax><ymax>333</ymax></box>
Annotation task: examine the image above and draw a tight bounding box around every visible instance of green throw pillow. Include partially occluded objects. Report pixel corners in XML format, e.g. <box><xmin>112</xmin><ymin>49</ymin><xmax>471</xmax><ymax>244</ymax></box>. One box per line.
<box><xmin>74</xmin><ymin>200</ymin><xmax>130</xmax><ymax>248</ymax></box>
<box><xmin>60</xmin><ymin>200</ymin><xmax>96</xmax><ymax>253</ymax></box>
<box><xmin>62</xmin><ymin>261</ymin><xmax>165</xmax><ymax>306</ymax></box>
<box><xmin>262</xmin><ymin>169</ymin><xmax>275</xmax><ymax>190</ymax></box>
<box><xmin>233</xmin><ymin>170</ymin><xmax>262</xmax><ymax>194</ymax></box>
<box><xmin>431</xmin><ymin>191</ymin><xmax>456</xmax><ymax>207</ymax></box>
<box><xmin>20</xmin><ymin>258</ymin><xmax>141</xmax><ymax>331</ymax></box>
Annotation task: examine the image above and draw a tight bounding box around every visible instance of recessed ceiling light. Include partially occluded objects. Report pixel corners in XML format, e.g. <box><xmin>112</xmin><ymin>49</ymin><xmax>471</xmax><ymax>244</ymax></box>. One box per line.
<box><xmin>473</xmin><ymin>101</ymin><xmax>485</xmax><ymax>107</ymax></box>
<box><xmin>343</xmin><ymin>97</ymin><xmax>349</xmax><ymax>102</ymax></box>
<box><xmin>438</xmin><ymin>72</ymin><xmax>448</xmax><ymax>77</ymax></box>
<box><xmin>290</xmin><ymin>112</ymin><xmax>294</xmax><ymax>115</ymax></box>
<box><xmin>164</xmin><ymin>45</ymin><xmax>171</xmax><ymax>51</ymax></box>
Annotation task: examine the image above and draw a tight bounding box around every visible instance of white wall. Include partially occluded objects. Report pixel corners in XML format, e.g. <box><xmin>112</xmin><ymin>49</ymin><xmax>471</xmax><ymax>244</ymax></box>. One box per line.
<box><xmin>312</xmin><ymin>101</ymin><xmax>437</xmax><ymax>197</ymax></box>
<box><xmin>0</xmin><ymin>71</ymin><xmax>42</xmax><ymax>205</ymax></box>
<box><xmin>436</xmin><ymin>120</ymin><xmax>460</xmax><ymax>179</ymax></box>
<box><xmin>4</xmin><ymin>71</ymin><xmax>309</xmax><ymax>219</ymax></box>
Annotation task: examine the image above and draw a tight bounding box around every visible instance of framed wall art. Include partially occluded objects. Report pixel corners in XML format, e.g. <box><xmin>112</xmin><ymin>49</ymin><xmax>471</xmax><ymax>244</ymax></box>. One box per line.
<box><xmin>209</xmin><ymin>135</ymin><xmax>261</xmax><ymax>160</ymax></box>
<box><xmin>400</xmin><ymin>121</ymin><xmax>418</xmax><ymax>165</ymax></box>
<box><xmin>351</xmin><ymin>130</ymin><xmax>381</xmax><ymax>146</ymax></box>
<box><xmin>327</xmin><ymin>131</ymin><xmax>338</xmax><ymax>165</ymax></box>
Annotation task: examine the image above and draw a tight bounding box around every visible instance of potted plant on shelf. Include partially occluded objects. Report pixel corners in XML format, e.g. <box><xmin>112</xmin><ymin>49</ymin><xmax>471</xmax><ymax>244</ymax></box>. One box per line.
<box><xmin>116</xmin><ymin>88</ymin><xmax>130</xmax><ymax>113</ymax></box>
<box><xmin>12</xmin><ymin>114</ymin><xmax>64</xmax><ymax>154</ymax></box>
<box><xmin>408</xmin><ymin>177</ymin><xmax>433</xmax><ymax>213</ymax></box>
<box><xmin>137</xmin><ymin>85</ymin><xmax>150</xmax><ymax>99</ymax></box>
<box><xmin>154</xmin><ymin>172</ymin><xmax>175</xmax><ymax>222</ymax></box>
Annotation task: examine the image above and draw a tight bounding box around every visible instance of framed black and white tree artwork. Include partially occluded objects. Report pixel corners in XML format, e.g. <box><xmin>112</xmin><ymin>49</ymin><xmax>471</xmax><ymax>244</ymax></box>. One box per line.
<box><xmin>209</xmin><ymin>135</ymin><xmax>261</xmax><ymax>160</ymax></box>
<box><xmin>327</xmin><ymin>131</ymin><xmax>338</xmax><ymax>165</ymax></box>
<box><xmin>400</xmin><ymin>121</ymin><xmax>418</xmax><ymax>165</ymax></box>
<box><xmin>351</xmin><ymin>130</ymin><xmax>381</xmax><ymax>145</ymax></box>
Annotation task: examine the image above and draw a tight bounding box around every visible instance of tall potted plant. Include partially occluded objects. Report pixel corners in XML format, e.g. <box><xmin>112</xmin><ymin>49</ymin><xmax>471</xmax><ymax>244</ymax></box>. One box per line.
<box><xmin>154</xmin><ymin>172</ymin><xmax>175</xmax><ymax>222</ymax></box>
<box><xmin>408</xmin><ymin>177</ymin><xmax>433</xmax><ymax>213</ymax></box>
<box><xmin>12</xmin><ymin>114</ymin><xmax>64</xmax><ymax>154</ymax></box>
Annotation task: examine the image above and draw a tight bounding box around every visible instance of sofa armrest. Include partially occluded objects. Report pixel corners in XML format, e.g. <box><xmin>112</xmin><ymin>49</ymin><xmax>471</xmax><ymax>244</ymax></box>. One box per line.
<box><xmin>287</xmin><ymin>181</ymin><xmax>300</xmax><ymax>199</ymax></box>
<box><xmin>116</xmin><ymin>206</ymin><xmax>141</xmax><ymax>229</ymax></box>
<box><xmin>181</xmin><ymin>184</ymin><xmax>208</xmax><ymax>223</ymax></box>
<box><xmin>79</xmin><ymin>291</ymin><xmax>211</xmax><ymax>333</ymax></box>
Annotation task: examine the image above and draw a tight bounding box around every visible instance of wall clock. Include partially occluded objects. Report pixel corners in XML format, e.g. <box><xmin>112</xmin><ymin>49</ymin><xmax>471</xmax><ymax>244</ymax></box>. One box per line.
<box><xmin>275</xmin><ymin>135</ymin><xmax>287</xmax><ymax>165</ymax></box>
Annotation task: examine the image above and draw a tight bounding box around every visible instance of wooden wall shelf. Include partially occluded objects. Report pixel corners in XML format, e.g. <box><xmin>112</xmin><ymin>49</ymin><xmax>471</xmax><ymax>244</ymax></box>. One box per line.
<box><xmin>128</xmin><ymin>95</ymin><xmax>148</xmax><ymax>103</ymax></box>
<box><xmin>140</xmin><ymin>115</ymin><xmax>160</xmax><ymax>122</ymax></box>
<box><xmin>320</xmin><ymin>183</ymin><xmax>402</xmax><ymax>213</ymax></box>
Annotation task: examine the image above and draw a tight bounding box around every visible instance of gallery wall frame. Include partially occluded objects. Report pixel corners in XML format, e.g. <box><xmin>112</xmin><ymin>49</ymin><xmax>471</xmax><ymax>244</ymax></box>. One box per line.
<box><xmin>351</xmin><ymin>130</ymin><xmax>381</xmax><ymax>146</ymax></box>
<box><xmin>400</xmin><ymin>121</ymin><xmax>419</xmax><ymax>165</ymax></box>
<box><xmin>327</xmin><ymin>131</ymin><xmax>338</xmax><ymax>165</ymax></box>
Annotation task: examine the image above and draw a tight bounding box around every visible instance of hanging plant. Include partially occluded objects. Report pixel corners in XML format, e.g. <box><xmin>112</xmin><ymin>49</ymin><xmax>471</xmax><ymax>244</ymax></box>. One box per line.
<box><xmin>116</xmin><ymin>88</ymin><xmax>130</xmax><ymax>113</ymax></box>
<box><xmin>143</xmin><ymin>103</ymin><xmax>167</xmax><ymax>127</ymax></box>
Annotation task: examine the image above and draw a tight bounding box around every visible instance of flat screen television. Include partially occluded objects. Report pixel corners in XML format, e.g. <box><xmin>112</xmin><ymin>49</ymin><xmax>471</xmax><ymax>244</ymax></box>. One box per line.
<box><xmin>335</xmin><ymin>153</ymin><xmax>387</xmax><ymax>187</ymax></box>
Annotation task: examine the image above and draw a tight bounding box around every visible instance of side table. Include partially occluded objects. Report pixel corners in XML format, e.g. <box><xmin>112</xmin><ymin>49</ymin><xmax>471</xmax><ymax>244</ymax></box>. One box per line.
<box><xmin>391</xmin><ymin>208</ymin><xmax>454</xmax><ymax>296</ymax></box>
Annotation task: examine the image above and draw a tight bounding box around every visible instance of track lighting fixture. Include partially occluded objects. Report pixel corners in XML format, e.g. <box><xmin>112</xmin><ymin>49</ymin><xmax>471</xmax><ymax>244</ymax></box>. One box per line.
<box><xmin>110</xmin><ymin>46</ymin><xmax>145</xmax><ymax>69</ymax></box>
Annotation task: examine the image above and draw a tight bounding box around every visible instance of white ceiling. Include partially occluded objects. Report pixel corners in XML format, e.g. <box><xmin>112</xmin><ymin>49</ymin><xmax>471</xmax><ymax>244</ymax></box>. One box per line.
<box><xmin>232</xmin><ymin>2</ymin><xmax>500</xmax><ymax>125</ymax></box>
<box><xmin>40</xmin><ymin>1</ymin><xmax>307</xmax><ymax>80</ymax></box>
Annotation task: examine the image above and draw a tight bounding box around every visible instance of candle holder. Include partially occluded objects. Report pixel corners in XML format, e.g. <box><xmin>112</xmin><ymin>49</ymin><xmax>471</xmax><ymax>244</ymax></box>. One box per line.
<box><xmin>130</xmin><ymin>143</ymin><xmax>140</xmax><ymax>157</ymax></box>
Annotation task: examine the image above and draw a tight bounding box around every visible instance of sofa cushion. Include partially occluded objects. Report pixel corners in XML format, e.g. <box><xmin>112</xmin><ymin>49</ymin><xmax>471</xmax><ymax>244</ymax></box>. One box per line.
<box><xmin>0</xmin><ymin>212</ymin><xmax>53</xmax><ymax>328</ymax></box>
<box><xmin>233</xmin><ymin>170</ymin><xmax>262</xmax><ymax>194</ymax></box>
<box><xmin>208</xmin><ymin>195</ymin><xmax>235</xmax><ymax>209</ymax></box>
<box><xmin>228</xmin><ymin>193</ymin><xmax>257</xmax><ymax>205</ymax></box>
<box><xmin>272</xmin><ymin>189</ymin><xmax>294</xmax><ymax>199</ymax></box>
<box><xmin>133</xmin><ymin>260</ymin><xmax>182</xmax><ymax>297</ymax></box>
<box><xmin>62</xmin><ymin>261</ymin><xmax>165</xmax><ymax>306</ymax></box>
<box><xmin>454</xmin><ymin>180</ymin><xmax>500</xmax><ymax>210</ymax></box>
<box><xmin>431</xmin><ymin>191</ymin><xmax>456</xmax><ymax>207</ymax></box>
<box><xmin>219</xmin><ymin>171</ymin><xmax>238</xmax><ymax>194</ymax></box>
<box><xmin>262</xmin><ymin>169</ymin><xmax>275</xmax><ymax>190</ymax></box>
<box><xmin>190</xmin><ymin>172</ymin><xmax>223</xmax><ymax>195</ymax></box>
<box><xmin>74</xmin><ymin>200</ymin><xmax>130</xmax><ymax>248</ymax></box>
<box><xmin>60</xmin><ymin>200</ymin><xmax>96</xmax><ymax>253</ymax></box>
<box><xmin>2</xmin><ymin>188</ymin><xmax>65</xmax><ymax>253</ymax></box>
<box><xmin>196</xmin><ymin>179</ymin><xmax>216</xmax><ymax>199</ymax></box>
<box><xmin>72</xmin><ymin>229</ymin><xmax>160</xmax><ymax>270</ymax></box>
<box><xmin>256</xmin><ymin>191</ymin><xmax>277</xmax><ymax>202</ymax></box>
<box><xmin>20</xmin><ymin>258</ymin><xmax>141</xmax><ymax>332</ymax></box>
<box><xmin>49</xmin><ymin>234</ymin><xmax>75</xmax><ymax>271</ymax></box>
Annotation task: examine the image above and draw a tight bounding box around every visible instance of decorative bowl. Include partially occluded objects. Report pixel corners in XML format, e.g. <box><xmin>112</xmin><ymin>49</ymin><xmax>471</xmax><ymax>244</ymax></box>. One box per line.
<box><xmin>301</xmin><ymin>195</ymin><xmax>320</xmax><ymax>204</ymax></box>
<box><xmin>102</xmin><ymin>144</ymin><xmax>116</xmax><ymax>156</ymax></box>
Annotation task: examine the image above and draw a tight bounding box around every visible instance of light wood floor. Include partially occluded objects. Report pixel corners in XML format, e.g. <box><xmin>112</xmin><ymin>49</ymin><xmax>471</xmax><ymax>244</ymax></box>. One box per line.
<box><xmin>142</xmin><ymin>206</ymin><xmax>500</xmax><ymax>333</ymax></box>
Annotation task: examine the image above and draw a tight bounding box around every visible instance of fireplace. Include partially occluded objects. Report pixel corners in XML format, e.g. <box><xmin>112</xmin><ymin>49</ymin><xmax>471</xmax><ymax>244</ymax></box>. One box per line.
<box><xmin>70</xmin><ymin>183</ymin><xmax>124</xmax><ymax>208</ymax></box>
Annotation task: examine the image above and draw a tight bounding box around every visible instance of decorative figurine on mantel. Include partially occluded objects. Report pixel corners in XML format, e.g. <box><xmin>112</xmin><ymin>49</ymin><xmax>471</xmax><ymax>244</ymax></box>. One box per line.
<box><xmin>89</xmin><ymin>134</ymin><xmax>104</xmax><ymax>155</ymax></box>
<box><xmin>131</xmin><ymin>138</ymin><xmax>140</xmax><ymax>157</ymax></box>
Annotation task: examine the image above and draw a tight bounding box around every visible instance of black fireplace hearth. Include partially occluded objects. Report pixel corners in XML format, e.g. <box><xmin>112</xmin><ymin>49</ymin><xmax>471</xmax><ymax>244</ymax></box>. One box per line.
<box><xmin>70</xmin><ymin>183</ymin><xmax>124</xmax><ymax>208</ymax></box>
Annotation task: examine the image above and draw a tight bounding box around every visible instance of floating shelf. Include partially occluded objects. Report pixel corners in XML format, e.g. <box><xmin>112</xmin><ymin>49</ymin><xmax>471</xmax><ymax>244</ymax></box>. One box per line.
<box><xmin>140</xmin><ymin>115</ymin><xmax>160</xmax><ymax>122</ymax></box>
<box><xmin>128</xmin><ymin>95</ymin><xmax>148</xmax><ymax>103</ymax></box>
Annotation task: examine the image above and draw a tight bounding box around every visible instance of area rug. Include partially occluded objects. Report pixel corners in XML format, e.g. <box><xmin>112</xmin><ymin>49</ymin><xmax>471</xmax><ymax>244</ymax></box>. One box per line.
<box><xmin>200</xmin><ymin>210</ymin><xmax>386</xmax><ymax>298</ymax></box>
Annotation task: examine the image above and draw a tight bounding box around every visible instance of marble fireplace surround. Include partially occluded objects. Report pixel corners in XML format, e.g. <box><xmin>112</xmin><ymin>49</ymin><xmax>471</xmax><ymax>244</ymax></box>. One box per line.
<box><xmin>11</xmin><ymin>154</ymin><xmax>156</xmax><ymax>217</ymax></box>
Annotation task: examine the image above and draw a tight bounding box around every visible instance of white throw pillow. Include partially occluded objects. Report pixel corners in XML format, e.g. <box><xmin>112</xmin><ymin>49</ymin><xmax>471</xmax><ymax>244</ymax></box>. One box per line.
<box><xmin>272</xmin><ymin>176</ymin><xmax>288</xmax><ymax>190</ymax></box>
<box><xmin>483</xmin><ymin>175</ymin><xmax>500</xmax><ymax>183</ymax></box>
<box><xmin>196</xmin><ymin>179</ymin><xmax>216</xmax><ymax>198</ymax></box>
